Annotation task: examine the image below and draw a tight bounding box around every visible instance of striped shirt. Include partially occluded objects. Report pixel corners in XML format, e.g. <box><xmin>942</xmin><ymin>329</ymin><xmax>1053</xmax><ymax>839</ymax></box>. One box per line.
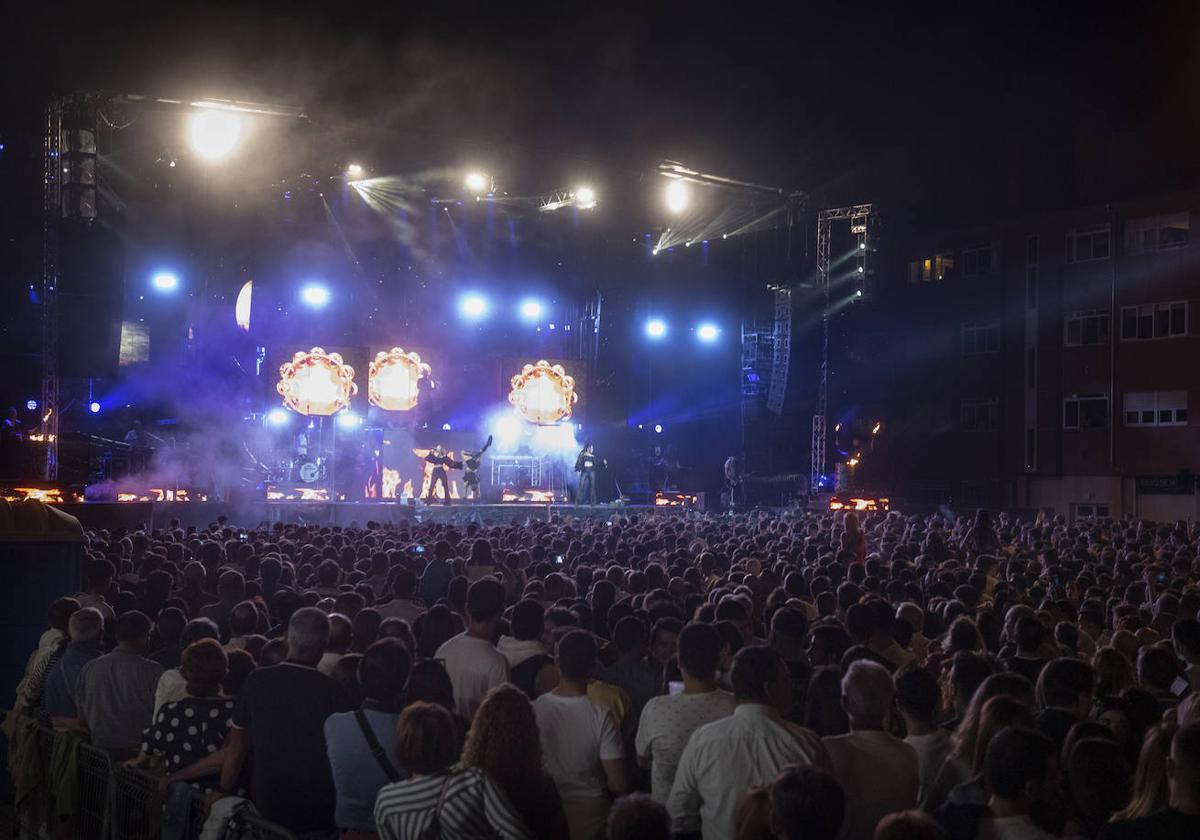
<box><xmin>374</xmin><ymin>768</ymin><xmax>533</xmax><ymax>840</ymax></box>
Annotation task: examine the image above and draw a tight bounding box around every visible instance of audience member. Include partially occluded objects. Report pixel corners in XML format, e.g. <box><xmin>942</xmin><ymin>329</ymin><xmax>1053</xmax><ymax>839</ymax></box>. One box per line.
<box><xmin>374</xmin><ymin>702</ymin><xmax>533</xmax><ymax>840</ymax></box>
<box><xmin>324</xmin><ymin>638</ymin><xmax>412</xmax><ymax>835</ymax></box>
<box><xmin>637</xmin><ymin>622</ymin><xmax>736</xmax><ymax>802</ymax></box>
<box><xmin>535</xmin><ymin>629</ymin><xmax>626</xmax><ymax>840</ymax></box>
<box><xmin>436</xmin><ymin>577</ymin><xmax>510</xmax><ymax>719</ymax></box>
<box><xmin>219</xmin><ymin>607</ymin><xmax>352</xmax><ymax>835</ymax></box>
<box><xmin>823</xmin><ymin>660</ymin><xmax>919</xmax><ymax>840</ymax></box>
<box><xmin>669</xmin><ymin>646</ymin><xmax>830</xmax><ymax>840</ymax></box>
<box><xmin>76</xmin><ymin>610</ymin><xmax>162</xmax><ymax>756</ymax></box>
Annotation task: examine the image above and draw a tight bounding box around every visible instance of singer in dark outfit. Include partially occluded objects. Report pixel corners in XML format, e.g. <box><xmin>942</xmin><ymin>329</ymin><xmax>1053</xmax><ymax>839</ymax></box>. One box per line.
<box><xmin>574</xmin><ymin>442</ymin><xmax>604</xmax><ymax>505</ymax></box>
<box><xmin>423</xmin><ymin>445</ymin><xmax>462</xmax><ymax>505</ymax></box>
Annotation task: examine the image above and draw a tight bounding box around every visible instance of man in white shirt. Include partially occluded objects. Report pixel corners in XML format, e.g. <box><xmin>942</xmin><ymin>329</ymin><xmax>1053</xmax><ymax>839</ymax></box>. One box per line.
<box><xmin>534</xmin><ymin>629</ymin><xmax>626</xmax><ymax>840</ymax></box>
<box><xmin>637</xmin><ymin>622</ymin><xmax>735</xmax><ymax>803</ymax></box>
<box><xmin>434</xmin><ymin>577</ymin><xmax>509</xmax><ymax>719</ymax></box>
<box><xmin>895</xmin><ymin>665</ymin><xmax>952</xmax><ymax>808</ymax></box>
<box><xmin>822</xmin><ymin>660</ymin><xmax>919</xmax><ymax>840</ymax></box>
<box><xmin>668</xmin><ymin>645</ymin><xmax>831</xmax><ymax>840</ymax></box>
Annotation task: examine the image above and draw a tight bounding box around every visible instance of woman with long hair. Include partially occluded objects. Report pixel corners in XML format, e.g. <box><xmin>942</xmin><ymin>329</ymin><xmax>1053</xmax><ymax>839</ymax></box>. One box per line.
<box><xmin>841</xmin><ymin>512</ymin><xmax>867</xmax><ymax>565</ymax></box>
<box><xmin>461</xmin><ymin>685</ymin><xmax>567</xmax><ymax>840</ymax></box>
<box><xmin>923</xmin><ymin>671</ymin><xmax>1034</xmax><ymax>810</ymax></box>
<box><xmin>1109</xmin><ymin>723</ymin><xmax>1175</xmax><ymax>822</ymax></box>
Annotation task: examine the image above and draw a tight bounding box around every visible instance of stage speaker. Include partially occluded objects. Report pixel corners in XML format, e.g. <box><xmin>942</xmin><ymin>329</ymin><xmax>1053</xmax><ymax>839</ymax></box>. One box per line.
<box><xmin>58</xmin><ymin>220</ymin><xmax>124</xmax><ymax>379</ymax></box>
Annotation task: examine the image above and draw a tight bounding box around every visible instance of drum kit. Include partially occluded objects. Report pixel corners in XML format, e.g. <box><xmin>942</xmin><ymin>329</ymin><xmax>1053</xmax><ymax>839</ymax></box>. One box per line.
<box><xmin>270</xmin><ymin>430</ymin><xmax>330</xmax><ymax>485</ymax></box>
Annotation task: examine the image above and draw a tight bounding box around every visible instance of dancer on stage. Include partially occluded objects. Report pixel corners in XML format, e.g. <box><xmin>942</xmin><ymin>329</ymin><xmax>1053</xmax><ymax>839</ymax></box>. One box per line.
<box><xmin>423</xmin><ymin>444</ymin><xmax>462</xmax><ymax>505</ymax></box>
<box><xmin>461</xmin><ymin>435</ymin><xmax>493</xmax><ymax>502</ymax></box>
<box><xmin>574</xmin><ymin>442</ymin><xmax>606</xmax><ymax>505</ymax></box>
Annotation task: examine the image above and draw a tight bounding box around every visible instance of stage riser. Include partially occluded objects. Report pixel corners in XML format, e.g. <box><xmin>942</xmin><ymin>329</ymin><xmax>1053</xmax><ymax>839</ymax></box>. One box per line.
<box><xmin>51</xmin><ymin>502</ymin><xmax>689</xmax><ymax>530</ymax></box>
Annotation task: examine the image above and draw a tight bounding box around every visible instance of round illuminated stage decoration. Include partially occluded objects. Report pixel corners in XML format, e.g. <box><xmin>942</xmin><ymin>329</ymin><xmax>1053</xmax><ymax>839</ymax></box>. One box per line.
<box><xmin>508</xmin><ymin>360</ymin><xmax>579</xmax><ymax>425</ymax></box>
<box><xmin>368</xmin><ymin>348</ymin><xmax>432</xmax><ymax>412</ymax></box>
<box><xmin>276</xmin><ymin>347</ymin><xmax>358</xmax><ymax>416</ymax></box>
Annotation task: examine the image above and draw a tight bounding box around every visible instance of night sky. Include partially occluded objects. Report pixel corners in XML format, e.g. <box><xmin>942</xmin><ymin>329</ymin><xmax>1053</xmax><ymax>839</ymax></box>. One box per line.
<box><xmin>5</xmin><ymin>2</ymin><xmax>1199</xmax><ymax>222</ymax></box>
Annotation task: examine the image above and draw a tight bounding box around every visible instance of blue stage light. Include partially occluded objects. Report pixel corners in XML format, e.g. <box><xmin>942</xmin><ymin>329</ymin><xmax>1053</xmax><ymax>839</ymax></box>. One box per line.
<box><xmin>300</xmin><ymin>284</ymin><xmax>331</xmax><ymax>308</ymax></box>
<box><xmin>654</xmin><ymin>424</ymin><xmax>664</xmax><ymax>434</ymax></box>
<box><xmin>266</xmin><ymin>408</ymin><xmax>290</xmax><ymax>427</ymax></box>
<box><xmin>645</xmin><ymin>319</ymin><xmax>667</xmax><ymax>339</ymax></box>
<box><xmin>441</xmin><ymin>422</ymin><xmax>452</xmax><ymax>431</ymax></box>
<box><xmin>89</xmin><ymin>401</ymin><xmax>101</xmax><ymax>414</ymax></box>
<box><xmin>152</xmin><ymin>271</ymin><xmax>179</xmax><ymax>292</ymax></box>
<box><xmin>459</xmin><ymin>294</ymin><xmax>489</xmax><ymax>321</ymax></box>
<box><xmin>26</xmin><ymin>399</ymin><xmax>37</xmax><ymax>411</ymax></box>
<box><xmin>337</xmin><ymin>411</ymin><xmax>361</xmax><ymax>429</ymax></box>
<box><xmin>697</xmin><ymin>323</ymin><xmax>720</xmax><ymax>342</ymax></box>
<box><xmin>519</xmin><ymin>300</ymin><xmax>542</xmax><ymax>321</ymax></box>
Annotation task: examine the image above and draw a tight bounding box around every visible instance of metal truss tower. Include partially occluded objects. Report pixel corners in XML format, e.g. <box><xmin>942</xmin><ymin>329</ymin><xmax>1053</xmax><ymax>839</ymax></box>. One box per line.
<box><xmin>811</xmin><ymin>203</ymin><xmax>873</xmax><ymax>493</ymax></box>
<box><xmin>41</xmin><ymin>99</ymin><xmax>64</xmax><ymax>479</ymax></box>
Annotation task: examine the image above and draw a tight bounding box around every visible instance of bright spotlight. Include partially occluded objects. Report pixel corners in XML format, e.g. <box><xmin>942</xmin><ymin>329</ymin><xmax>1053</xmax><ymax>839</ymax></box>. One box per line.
<box><xmin>654</xmin><ymin>424</ymin><xmax>664</xmax><ymax>434</ymax></box>
<box><xmin>187</xmin><ymin>109</ymin><xmax>243</xmax><ymax>161</ymax></box>
<box><xmin>337</xmin><ymin>411</ymin><xmax>361</xmax><ymax>429</ymax></box>
<box><xmin>26</xmin><ymin>399</ymin><xmax>37</xmax><ymax>411</ymax></box>
<box><xmin>855</xmin><ymin>290</ymin><xmax>863</xmax><ymax>297</ymax></box>
<box><xmin>441</xmin><ymin>422</ymin><xmax>452</xmax><ymax>431</ymax></box>
<box><xmin>859</xmin><ymin>242</ymin><xmax>867</xmax><ymax>250</ymax></box>
<box><xmin>151</xmin><ymin>271</ymin><xmax>179</xmax><ymax>292</ymax></box>
<box><xmin>665</xmin><ymin>180</ymin><xmax>690</xmax><ymax>214</ymax></box>
<box><xmin>89</xmin><ymin>401</ymin><xmax>101</xmax><ymax>414</ymax></box>
<box><xmin>697</xmin><ymin>323</ymin><xmax>720</xmax><ymax>342</ymax></box>
<box><xmin>465</xmin><ymin>172</ymin><xmax>489</xmax><ymax>192</ymax></box>
<box><xmin>300</xmin><ymin>284</ymin><xmax>331</xmax><ymax>308</ymax></box>
<box><xmin>857</xmin><ymin>265</ymin><xmax>865</xmax><ymax>274</ymax></box>
<box><xmin>266</xmin><ymin>408</ymin><xmax>290</xmax><ymax>427</ymax></box>
<box><xmin>519</xmin><ymin>300</ymin><xmax>543</xmax><ymax>321</ymax></box>
<box><xmin>459</xmin><ymin>293</ymin><xmax>489</xmax><ymax>321</ymax></box>
<box><xmin>346</xmin><ymin>163</ymin><xmax>365</xmax><ymax>180</ymax></box>
<box><xmin>645</xmin><ymin>318</ymin><xmax>667</xmax><ymax>339</ymax></box>
<box><xmin>576</xmin><ymin>186</ymin><xmax>596</xmax><ymax>209</ymax></box>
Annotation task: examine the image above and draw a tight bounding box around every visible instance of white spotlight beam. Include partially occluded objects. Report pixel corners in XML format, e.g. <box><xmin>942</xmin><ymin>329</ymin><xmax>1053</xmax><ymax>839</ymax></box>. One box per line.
<box><xmin>657</xmin><ymin>160</ymin><xmax>791</xmax><ymax>197</ymax></box>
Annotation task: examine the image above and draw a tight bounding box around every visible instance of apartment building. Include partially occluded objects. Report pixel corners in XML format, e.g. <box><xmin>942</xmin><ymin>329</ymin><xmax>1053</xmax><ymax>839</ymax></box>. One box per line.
<box><xmin>841</xmin><ymin>190</ymin><xmax>1199</xmax><ymax>520</ymax></box>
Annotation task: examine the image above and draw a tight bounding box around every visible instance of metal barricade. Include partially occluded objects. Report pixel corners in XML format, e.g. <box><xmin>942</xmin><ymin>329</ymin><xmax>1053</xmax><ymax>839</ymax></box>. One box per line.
<box><xmin>75</xmin><ymin>742</ymin><xmax>114</xmax><ymax>840</ymax></box>
<box><xmin>184</xmin><ymin>788</ymin><xmax>208</xmax><ymax>840</ymax></box>
<box><xmin>110</xmin><ymin>766</ymin><xmax>163</xmax><ymax>840</ymax></box>
<box><xmin>225</xmin><ymin>810</ymin><xmax>300</xmax><ymax>840</ymax></box>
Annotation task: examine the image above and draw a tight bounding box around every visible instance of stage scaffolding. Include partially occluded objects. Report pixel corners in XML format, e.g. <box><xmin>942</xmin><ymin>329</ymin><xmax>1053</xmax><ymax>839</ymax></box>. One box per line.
<box><xmin>811</xmin><ymin>203</ymin><xmax>873</xmax><ymax>493</ymax></box>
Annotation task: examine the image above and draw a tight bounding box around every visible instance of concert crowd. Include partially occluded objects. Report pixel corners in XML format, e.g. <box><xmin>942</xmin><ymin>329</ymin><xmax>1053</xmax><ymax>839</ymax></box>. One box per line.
<box><xmin>8</xmin><ymin>507</ymin><xmax>1200</xmax><ymax>840</ymax></box>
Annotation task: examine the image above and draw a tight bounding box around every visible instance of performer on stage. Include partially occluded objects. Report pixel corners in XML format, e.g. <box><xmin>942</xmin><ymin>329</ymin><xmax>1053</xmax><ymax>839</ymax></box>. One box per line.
<box><xmin>423</xmin><ymin>444</ymin><xmax>462</xmax><ymax>505</ymax></box>
<box><xmin>574</xmin><ymin>442</ymin><xmax>606</xmax><ymax>505</ymax></box>
<box><xmin>722</xmin><ymin>455</ymin><xmax>745</xmax><ymax>509</ymax></box>
<box><xmin>1</xmin><ymin>407</ymin><xmax>24</xmax><ymax>480</ymax></box>
<box><xmin>461</xmin><ymin>435</ymin><xmax>493</xmax><ymax>502</ymax></box>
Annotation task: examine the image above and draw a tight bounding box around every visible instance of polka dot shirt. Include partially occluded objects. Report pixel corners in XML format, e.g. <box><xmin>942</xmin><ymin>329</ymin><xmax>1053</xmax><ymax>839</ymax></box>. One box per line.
<box><xmin>141</xmin><ymin>696</ymin><xmax>235</xmax><ymax>774</ymax></box>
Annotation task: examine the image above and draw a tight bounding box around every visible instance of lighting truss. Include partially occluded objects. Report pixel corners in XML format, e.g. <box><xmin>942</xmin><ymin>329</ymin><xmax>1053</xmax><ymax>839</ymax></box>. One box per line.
<box><xmin>812</xmin><ymin>203</ymin><xmax>874</xmax><ymax>493</ymax></box>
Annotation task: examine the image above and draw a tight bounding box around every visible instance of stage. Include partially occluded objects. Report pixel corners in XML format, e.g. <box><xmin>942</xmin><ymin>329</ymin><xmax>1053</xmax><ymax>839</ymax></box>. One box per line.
<box><xmin>49</xmin><ymin>501</ymin><xmax>693</xmax><ymax>530</ymax></box>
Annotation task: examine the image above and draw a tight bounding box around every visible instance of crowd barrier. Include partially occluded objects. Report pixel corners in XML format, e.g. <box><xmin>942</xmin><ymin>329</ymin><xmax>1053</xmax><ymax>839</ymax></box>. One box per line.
<box><xmin>6</xmin><ymin>713</ymin><xmax>297</xmax><ymax>840</ymax></box>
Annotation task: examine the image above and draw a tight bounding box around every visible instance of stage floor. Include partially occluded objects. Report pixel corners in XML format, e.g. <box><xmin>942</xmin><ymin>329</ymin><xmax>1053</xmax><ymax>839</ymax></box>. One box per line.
<box><xmin>51</xmin><ymin>501</ymin><xmax>686</xmax><ymax>530</ymax></box>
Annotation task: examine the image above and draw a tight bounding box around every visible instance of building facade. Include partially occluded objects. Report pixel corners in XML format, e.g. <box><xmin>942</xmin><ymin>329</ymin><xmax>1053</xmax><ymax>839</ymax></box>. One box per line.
<box><xmin>841</xmin><ymin>190</ymin><xmax>1199</xmax><ymax>520</ymax></box>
